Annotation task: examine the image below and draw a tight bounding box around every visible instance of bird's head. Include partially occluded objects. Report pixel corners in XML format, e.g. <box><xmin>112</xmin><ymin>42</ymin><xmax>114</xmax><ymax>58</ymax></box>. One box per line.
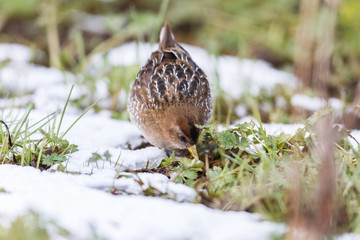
<box><xmin>158</xmin><ymin>114</ymin><xmax>200</xmax><ymax>159</ymax></box>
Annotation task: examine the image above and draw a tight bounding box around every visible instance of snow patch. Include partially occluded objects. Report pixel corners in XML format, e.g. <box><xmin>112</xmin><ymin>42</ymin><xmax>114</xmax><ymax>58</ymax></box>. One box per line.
<box><xmin>0</xmin><ymin>44</ymin><xmax>33</xmax><ymax>63</ymax></box>
<box><xmin>0</xmin><ymin>165</ymin><xmax>284</xmax><ymax>240</ymax></box>
<box><xmin>291</xmin><ymin>94</ymin><xmax>344</xmax><ymax>112</ymax></box>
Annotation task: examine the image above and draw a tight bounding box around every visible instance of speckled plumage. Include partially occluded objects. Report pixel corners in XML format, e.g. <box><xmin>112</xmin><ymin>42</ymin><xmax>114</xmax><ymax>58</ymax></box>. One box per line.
<box><xmin>128</xmin><ymin>22</ymin><xmax>212</xmax><ymax>150</ymax></box>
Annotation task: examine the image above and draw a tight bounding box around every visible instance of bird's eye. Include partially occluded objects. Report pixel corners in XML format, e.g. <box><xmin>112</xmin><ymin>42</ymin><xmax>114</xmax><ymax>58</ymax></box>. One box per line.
<box><xmin>179</xmin><ymin>135</ymin><xmax>187</xmax><ymax>142</ymax></box>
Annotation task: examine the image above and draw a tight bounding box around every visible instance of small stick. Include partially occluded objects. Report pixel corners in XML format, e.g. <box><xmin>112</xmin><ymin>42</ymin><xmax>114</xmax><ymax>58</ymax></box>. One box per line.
<box><xmin>0</xmin><ymin>120</ymin><xmax>15</xmax><ymax>162</ymax></box>
<box><xmin>205</xmin><ymin>149</ymin><xmax>210</xmax><ymax>177</ymax></box>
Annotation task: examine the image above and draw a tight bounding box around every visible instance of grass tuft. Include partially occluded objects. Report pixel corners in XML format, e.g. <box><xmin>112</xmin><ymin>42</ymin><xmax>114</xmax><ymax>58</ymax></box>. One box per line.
<box><xmin>0</xmin><ymin>86</ymin><xmax>99</xmax><ymax>169</ymax></box>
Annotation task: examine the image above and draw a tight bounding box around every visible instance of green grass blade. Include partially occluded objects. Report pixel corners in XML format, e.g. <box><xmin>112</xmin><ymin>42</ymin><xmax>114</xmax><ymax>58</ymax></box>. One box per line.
<box><xmin>20</xmin><ymin>112</ymin><xmax>58</xmax><ymax>138</ymax></box>
<box><xmin>61</xmin><ymin>98</ymin><xmax>102</xmax><ymax>138</ymax></box>
<box><xmin>13</xmin><ymin>105</ymin><xmax>32</xmax><ymax>140</ymax></box>
<box><xmin>57</xmin><ymin>84</ymin><xmax>74</xmax><ymax>136</ymax></box>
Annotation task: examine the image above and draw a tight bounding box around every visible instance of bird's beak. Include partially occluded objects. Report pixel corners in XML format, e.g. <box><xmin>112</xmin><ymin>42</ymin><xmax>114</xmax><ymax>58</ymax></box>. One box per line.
<box><xmin>188</xmin><ymin>145</ymin><xmax>199</xmax><ymax>160</ymax></box>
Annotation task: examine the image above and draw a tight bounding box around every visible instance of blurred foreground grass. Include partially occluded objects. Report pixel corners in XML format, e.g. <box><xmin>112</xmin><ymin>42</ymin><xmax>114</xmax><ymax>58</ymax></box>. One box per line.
<box><xmin>0</xmin><ymin>212</ymin><xmax>70</xmax><ymax>240</ymax></box>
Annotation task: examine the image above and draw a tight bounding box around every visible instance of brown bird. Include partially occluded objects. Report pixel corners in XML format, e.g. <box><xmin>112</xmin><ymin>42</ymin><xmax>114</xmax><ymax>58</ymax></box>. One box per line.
<box><xmin>128</xmin><ymin>22</ymin><xmax>212</xmax><ymax>157</ymax></box>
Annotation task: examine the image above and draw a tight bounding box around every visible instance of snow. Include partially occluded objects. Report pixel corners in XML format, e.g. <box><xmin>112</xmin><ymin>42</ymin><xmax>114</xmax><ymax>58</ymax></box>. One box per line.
<box><xmin>0</xmin><ymin>165</ymin><xmax>216</xmax><ymax>239</ymax></box>
<box><xmin>234</xmin><ymin>117</ymin><xmax>304</xmax><ymax>136</ymax></box>
<box><xmin>262</xmin><ymin>123</ymin><xmax>304</xmax><ymax>136</ymax></box>
<box><xmin>291</xmin><ymin>94</ymin><xmax>344</xmax><ymax>112</ymax></box>
<box><xmin>50</xmin><ymin>111</ymin><xmax>166</xmax><ymax>172</ymax></box>
<box><xmin>234</xmin><ymin>104</ymin><xmax>248</xmax><ymax>118</ymax></box>
<box><xmin>0</xmin><ymin>164</ymin><xmax>284</xmax><ymax>240</ymax></box>
<box><xmin>0</xmin><ymin>42</ymin><xmax>358</xmax><ymax>239</ymax></box>
<box><xmin>0</xmin><ymin>44</ymin><xmax>33</xmax><ymax>63</ymax></box>
<box><xmin>74</xmin><ymin>13</ymin><xmax>109</xmax><ymax>34</ymax></box>
<box><xmin>337</xmin><ymin>234</ymin><xmax>360</xmax><ymax>240</ymax></box>
<box><xmin>350</xmin><ymin>130</ymin><xmax>360</xmax><ymax>151</ymax></box>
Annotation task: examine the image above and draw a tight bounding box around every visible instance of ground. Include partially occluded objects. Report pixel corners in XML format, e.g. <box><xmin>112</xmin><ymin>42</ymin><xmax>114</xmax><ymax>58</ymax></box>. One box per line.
<box><xmin>0</xmin><ymin>43</ymin><xmax>358</xmax><ymax>240</ymax></box>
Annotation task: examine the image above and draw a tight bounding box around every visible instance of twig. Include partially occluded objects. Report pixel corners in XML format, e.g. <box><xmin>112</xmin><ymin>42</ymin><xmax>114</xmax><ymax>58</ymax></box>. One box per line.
<box><xmin>205</xmin><ymin>149</ymin><xmax>210</xmax><ymax>177</ymax></box>
<box><xmin>0</xmin><ymin>120</ymin><xmax>15</xmax><ymax>162</ymax></box>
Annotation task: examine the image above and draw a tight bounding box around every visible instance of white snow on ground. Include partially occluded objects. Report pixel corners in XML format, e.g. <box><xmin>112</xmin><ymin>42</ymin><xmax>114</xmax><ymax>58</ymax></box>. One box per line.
<box><xmin>235</xmin><ymin>117</ymin><xmax>304</xmax><ymax>136</ymax></box>
<box><xmin>37</xmin><ymin>110</ymin><xmax>167</xmax><ymax>173</ymax></box>
<box><xmin>350</xmin><ymin>130</ymin><xmax>360</xmax><ymax>151</ymax></box>
<box><xmin>0</xmin><ymin>61</ymin><xmax>80</xmax><ymax>114</ymax></box>
<box><xmin>263</xmin><ymin>123</ymin><xmax>304</xmax><ymax>137</ymax></box>
<box><xmin>234</xmin><ymin>104</ymin><xmax>248</xmax><ymax>118</ymax></box>
<box><xmin>74</xmin><ymin>12</ymin><xmax>110</xmax><ymax>34</ymax></box>
<box><xmin>0</xmin><ymin>107</ymin><xmax>285</xmax><ymax>239</ymax></box>
<box><xmin>291</xmin><ymin>94</ymin><xmax>344</xmax><ymax>112</ymax></box>
<box><xmin>0</xmin><ymin>43</ymin><xmax>33</xmax><ymax>63</ymax></box>
<box><xmin>337</xmin><ymin>234</ymin><xmax>360</xmax><ymax>240</ymax></box>
<box><xmin>0</xmin><ymin>165</ymin><xmax>284</xmax><ymax>240</ymax></box>
<box><xmin>0</xmin><ymin>43</ymin><xmax>359</xmax><ymax>239</ymax></box>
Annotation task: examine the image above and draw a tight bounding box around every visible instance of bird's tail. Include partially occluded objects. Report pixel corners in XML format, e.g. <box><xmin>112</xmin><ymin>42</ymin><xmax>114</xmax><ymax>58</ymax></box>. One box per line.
<box><xmin>159</xmin><ymin>22</ymin><xmax>176</xmax><ymax>50</ymax></box>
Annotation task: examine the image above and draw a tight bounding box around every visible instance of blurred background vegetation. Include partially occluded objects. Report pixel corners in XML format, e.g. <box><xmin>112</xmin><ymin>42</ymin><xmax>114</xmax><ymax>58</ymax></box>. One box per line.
<box><xmin>0</xmin><ymin>0</ymin><xmax>359</xmax><ymax>122</ymax></box>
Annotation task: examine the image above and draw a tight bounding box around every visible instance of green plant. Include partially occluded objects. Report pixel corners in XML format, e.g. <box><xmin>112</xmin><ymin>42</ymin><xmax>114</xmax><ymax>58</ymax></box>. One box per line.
<box><xmin>0</xmin><ymin>85</ymin><xmax>100</xmax><ymax>169</ymax></box>
<box><xmin>155</xmin><ymin>109</ymin><xmax>360</xmax><ymax>235</ymax></box>
<box><xmin>162</xmin><ymin>156</ymin><xmax>204</xmax><ymax>186</ymax></box>
<box><xmin>88</xmin><ymin>151</ymin><xmax>112</xmax><ymax>168</ymax></box>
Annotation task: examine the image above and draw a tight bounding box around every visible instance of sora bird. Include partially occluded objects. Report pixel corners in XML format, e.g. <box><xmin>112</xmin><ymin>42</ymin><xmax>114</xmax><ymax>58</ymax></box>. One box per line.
<box><xmin>128</xmin><ymin>22</ymin><xmax>212</xmax><ymax>157</ymax></box>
